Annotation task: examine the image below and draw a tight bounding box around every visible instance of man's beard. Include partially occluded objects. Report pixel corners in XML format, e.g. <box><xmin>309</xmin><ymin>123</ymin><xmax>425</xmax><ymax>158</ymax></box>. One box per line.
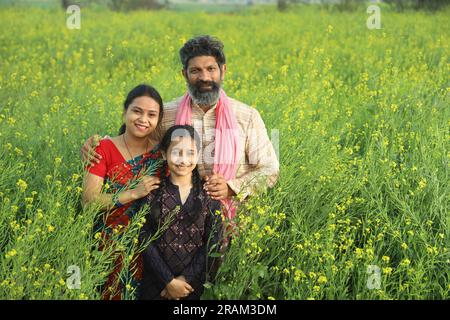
<box><xmin>187</xmin><ymin>79</ymin><xmax>221</xmax><ymax>106</ymax></box>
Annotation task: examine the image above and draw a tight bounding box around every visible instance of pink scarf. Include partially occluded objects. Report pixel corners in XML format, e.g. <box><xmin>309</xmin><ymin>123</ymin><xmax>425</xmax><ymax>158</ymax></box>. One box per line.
<box><xmin>175</xmin><ymin>89</ymin><xmax>240</xmax><ymax>220</ymax></box>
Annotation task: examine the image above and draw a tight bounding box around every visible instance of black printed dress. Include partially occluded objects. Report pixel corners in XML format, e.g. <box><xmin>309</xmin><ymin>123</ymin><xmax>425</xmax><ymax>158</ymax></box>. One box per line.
<box><xmin>138</xmin><ymin>176</ymin><xmax>223</xmax><ymax>300</ymax></box>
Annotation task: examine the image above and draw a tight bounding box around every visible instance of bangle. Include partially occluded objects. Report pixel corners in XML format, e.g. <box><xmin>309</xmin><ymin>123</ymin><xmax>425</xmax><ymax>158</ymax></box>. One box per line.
<box><xmin>112</xmin><ymin>193</ymin><xmax>124</xmax><ymax>208</ymax></box>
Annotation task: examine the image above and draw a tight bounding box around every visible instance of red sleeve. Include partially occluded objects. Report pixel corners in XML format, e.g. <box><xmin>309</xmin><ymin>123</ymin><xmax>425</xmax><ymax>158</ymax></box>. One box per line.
<box><xmin>87</xmin><ymin>140</ymin><xmax>109</xmax><ymax>178</ymax></box>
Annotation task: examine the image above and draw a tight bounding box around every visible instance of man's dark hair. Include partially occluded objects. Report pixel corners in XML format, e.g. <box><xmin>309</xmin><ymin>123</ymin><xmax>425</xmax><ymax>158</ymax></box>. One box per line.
<box><xmin>179</xmin><ymin>35</ymin><xmax>226</xmax><ymax>70</ymax></box>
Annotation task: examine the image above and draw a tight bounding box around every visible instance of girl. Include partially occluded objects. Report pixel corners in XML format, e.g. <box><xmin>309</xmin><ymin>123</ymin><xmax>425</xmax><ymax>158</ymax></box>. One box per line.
<box><xmin>82</xmin><ymin>84</ymin><xmax>163</xmax><ymax>300</ymax></box>
<box><xmin>139</xmin><ymin>125</ymin><xmax>223</xmax><ymax>300</ymax></box>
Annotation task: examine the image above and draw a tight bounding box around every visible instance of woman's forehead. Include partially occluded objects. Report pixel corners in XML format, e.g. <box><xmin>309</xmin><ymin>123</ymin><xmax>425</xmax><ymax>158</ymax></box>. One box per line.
<box><xmin>130</xmin><ymin>96</ymin><xmax>160</xmax><ymax>111</ymax></box>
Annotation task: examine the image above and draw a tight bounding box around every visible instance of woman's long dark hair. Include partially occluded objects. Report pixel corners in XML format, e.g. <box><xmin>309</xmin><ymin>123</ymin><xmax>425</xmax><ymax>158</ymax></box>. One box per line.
<box><xmin>118</xmin><ymin>84</ymin><xmax>164</xmax><ymax>135</ymax></box>
<box><xmin>149</xmin><ymin>125</ymin><xmax>204</xmax><ymax>225</ymax></box>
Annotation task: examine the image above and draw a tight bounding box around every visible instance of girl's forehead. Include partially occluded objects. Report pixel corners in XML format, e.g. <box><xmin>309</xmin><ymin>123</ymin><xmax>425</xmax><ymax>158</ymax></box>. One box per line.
<box><xmin>169</xmin><ymin>135</ymin><xmax>196</xmax><ymax>148</ymax></box>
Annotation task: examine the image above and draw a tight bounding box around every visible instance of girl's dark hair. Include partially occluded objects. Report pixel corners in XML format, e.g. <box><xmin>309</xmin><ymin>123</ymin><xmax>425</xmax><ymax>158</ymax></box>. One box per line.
<box><xmin>118</xmin><ymin>84</ymin><xmax>164</xmax><ymax>135</ymax></box>
<box><xmin>159</xmin><ymin>124</ymin><xmax>201</xmax><ymax>154</ymax></box>
<box><xmin>179</xmin><ymin>35</ymin><xmax>226</xmax><ymax>70</ymax></box>
<box><xmin>150</xmin><ymin>125</ymin><xmax>204</xmax><ymax>225</ymax></box>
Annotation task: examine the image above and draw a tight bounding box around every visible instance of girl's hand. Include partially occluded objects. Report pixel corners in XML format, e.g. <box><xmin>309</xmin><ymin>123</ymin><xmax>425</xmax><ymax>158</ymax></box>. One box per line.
<box><xmin>165</xmin><ymin>278</ymin><xmax>194</xmax><ymax>300</ymax></box>
<box><xmin>160</xmin><ymin>276</ymin><xmax>189</xmax><ymax>299</ymax></box>
<box><xmin>130</xmin><ymin>176</ymin><xmax>160</xmax><ymax>200</ymax></box>
<box><xmin>160</xmin><ymin>288</ymin><xmax>169</xmax><ymax>299</ymax></box>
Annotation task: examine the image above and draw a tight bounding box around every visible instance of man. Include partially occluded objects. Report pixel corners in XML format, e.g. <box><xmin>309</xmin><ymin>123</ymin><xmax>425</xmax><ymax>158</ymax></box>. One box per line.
<box><xmin>82</xmin><ymin>35</ymin><xmax>279</xmax><ymax>207</ymax></box>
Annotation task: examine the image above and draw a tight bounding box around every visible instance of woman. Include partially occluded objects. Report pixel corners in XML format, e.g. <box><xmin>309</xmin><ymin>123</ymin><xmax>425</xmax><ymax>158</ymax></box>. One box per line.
<box><xmin>82</xmin><ymin>84</ymin><xmax>163</xmax><ymax>300</ymax></box>
<box><xmin>139</xmin><ymin>125</ymin><xmax>223</xmax><ymax>300</ymax></box>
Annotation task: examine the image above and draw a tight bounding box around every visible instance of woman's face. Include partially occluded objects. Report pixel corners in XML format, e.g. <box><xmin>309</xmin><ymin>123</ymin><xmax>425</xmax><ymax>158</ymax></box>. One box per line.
<box><xmin>164</xmin><ymin>136</ymin><xmax>198</xmax><ymax>178</ymax></box>
<box><xmin>123</xmin><ymin>96</ymin><xmax>160</xmax><ymax>138</ymax></box>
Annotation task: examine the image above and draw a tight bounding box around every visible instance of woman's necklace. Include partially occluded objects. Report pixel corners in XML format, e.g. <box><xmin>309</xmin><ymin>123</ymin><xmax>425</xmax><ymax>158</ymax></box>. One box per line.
<box><xmin>122</xmin><ymin>134</ymin><xmax>149</xmax><ymax>167</ymax></box>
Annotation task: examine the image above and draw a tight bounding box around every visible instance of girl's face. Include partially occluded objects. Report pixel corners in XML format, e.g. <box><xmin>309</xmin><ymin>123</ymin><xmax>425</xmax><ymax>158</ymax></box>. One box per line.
<box><xmin>123</xmin><ymin>96</ymin><xmax>160</xmax><ymax>138</ymax></box>
<box><xmin>164</xmin><ymin>136</ymin><xmax>198</xmax><ymax>178</ymax></box>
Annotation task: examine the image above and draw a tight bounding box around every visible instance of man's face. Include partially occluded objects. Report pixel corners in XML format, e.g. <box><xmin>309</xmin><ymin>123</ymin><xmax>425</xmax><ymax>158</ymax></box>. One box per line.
<box><xmin>183</xmin><ymin>55</ymin><xmax>226</xmax><ymax>106</ymax></box>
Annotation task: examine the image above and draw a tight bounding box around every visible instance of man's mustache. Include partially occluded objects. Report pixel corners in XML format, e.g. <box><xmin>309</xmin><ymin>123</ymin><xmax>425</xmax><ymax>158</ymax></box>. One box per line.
<box><xmin>194</xmin><ymin>80</ymin><xmax>220</xmax><ymax>90</ymax></box>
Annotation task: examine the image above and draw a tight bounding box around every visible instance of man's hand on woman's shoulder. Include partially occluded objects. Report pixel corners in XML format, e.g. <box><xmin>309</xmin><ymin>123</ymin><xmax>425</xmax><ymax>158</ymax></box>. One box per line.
<box><xmin>81</xmin><ymin>134</ymin><xmax>104</xmax><ymax>166</ymax></box>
